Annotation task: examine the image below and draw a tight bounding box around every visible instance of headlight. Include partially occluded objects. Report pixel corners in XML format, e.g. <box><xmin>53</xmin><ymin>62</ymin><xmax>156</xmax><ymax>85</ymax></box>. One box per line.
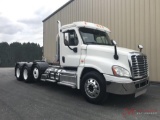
<box><xmin>112</xmin><ymin>66</ymin><xmax>130</xmax><ymax>77</ymax></box>
<box><xmin>45</xmin><ymin>68</ymin><xmax>53</xmax><ymax>73</ymax></box>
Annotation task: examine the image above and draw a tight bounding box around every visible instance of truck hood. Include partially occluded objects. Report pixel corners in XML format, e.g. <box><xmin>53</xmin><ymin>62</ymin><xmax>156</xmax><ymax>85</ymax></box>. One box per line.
<box><xmin>86</xmin><ymin>45</ymin><xmax>138</xmax><ymax>56</ymax></box>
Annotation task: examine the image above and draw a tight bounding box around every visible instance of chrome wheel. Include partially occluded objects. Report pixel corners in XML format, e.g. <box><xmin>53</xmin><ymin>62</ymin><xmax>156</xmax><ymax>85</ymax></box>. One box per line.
<box><xmin>33</xmin><ymin>68</ymin><xmax>39</xmax><ymax>79</ymax></box>
<box><xmin>16</xmin><ymin>68</ymin><xmax>20</xmax><ymax>78</ymax></box>
<box><xmin>23</xmin><ymin>69</ymin><xmax>28</xmax><ymax>80</ymax></box>
<box><xmin>84</xmin><ymin>78</ymin><xmax>100</xmax><ymax>98</ymax></box>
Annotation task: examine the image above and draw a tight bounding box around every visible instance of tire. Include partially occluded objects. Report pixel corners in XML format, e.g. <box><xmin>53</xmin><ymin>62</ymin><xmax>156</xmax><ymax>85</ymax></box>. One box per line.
<box><xmin>15</xmin><ymin>65</ymin><xmax>23</xmax><ymax>81</ymax></box>
<box><xmin>22</xmin><ymin>66</ymin><xmax>33</xmax><ymax>83</ymax></box>
<box><xmin>81</xmin><ymin>71</ymin><xmax>108</xmax><ymax>104</ymax></box>
<box><xmin>32</xmin><ymin>65</ymin><xmax>41</xmax><ymax>81</ymax></box>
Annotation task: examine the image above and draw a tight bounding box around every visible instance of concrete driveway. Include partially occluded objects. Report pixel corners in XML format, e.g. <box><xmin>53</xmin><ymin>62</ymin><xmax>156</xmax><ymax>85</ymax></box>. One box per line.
<box><xmin>0</xmin><ymin>68</ymin><xmax>159</xmax><ymax>120</ymax></box>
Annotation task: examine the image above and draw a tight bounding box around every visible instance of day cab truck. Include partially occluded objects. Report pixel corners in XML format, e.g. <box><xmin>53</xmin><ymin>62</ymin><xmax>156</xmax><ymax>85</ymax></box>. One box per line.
<box><xmin>15</xmin><ymin>21</ymin><xmax>150</xmax><ymax>104</ymax></box>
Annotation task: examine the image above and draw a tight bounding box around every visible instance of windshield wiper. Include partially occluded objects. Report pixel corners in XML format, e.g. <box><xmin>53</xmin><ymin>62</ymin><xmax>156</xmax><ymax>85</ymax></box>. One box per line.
<box><xmin>85</xmin><ymin>42</ymin><xmax>97</xmax><ymax>45</ymax></box>
<box><xmin>85</xmin><ymin>42</ymin><xmax>113</xmax><ymax>46</ymax></box>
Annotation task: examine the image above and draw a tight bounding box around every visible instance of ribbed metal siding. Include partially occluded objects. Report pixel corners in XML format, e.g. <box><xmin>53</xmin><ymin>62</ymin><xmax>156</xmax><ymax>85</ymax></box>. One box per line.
<box><xmin>43</xmin><ymin>0</ymin><xmax>160</xmax><ymax>81</ymax></box>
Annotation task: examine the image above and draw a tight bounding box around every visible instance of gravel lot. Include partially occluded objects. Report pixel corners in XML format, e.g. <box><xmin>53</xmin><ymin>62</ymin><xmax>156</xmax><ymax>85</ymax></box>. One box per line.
<box><xmin>0</xmin><ymin>68</ymin><xmax>159</xmax><ymax>120</ymax></box>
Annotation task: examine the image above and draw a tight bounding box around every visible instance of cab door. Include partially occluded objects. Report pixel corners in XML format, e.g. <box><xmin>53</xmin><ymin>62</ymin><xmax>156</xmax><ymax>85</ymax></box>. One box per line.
<box><xmin>60</xmin><ymin>28</ymin><xmax>81</xmax><ymax>67</ymax></box>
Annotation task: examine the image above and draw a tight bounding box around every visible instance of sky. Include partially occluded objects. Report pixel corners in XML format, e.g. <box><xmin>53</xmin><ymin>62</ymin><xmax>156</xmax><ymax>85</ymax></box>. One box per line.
<box><xmin>0</xmin><ymin>0</ymin><xmax>70</xmax><ymax>46</ymax></box>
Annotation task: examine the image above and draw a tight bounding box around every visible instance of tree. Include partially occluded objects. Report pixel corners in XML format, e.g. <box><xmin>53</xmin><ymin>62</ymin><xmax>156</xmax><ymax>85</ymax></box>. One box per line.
<box><xmin>0</xmin><ymin>42</ymin><xmax>42</xmax><ymax>67</ymax></box>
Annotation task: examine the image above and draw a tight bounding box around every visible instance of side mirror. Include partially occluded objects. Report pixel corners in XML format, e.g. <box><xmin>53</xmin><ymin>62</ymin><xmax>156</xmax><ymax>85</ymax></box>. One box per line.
<box><xmin>73</xmin><ymin>47</ymin><xmax>77</xmax><ymax>53</ymax></box>
<box><xmin>64</xmin><ymin>39</ymin><xmax>69</xmax><ymax>46</ymax></box>
<box><xmin>138</xmin><ymin>45</ymin><xmax>143</xmax><ymax>52</ymax></box>
<box><xmin>112</xmin><ymin>40</ymin><xmax>117</xmax><ymax>45</ymax></box>
<box><xmin>64</xmin><ymin>37</ymin><xmax>78</xmax><ymax>53</ymax></box>
<box><xmin>111</xmin><ymin>40</ymin><xmax>119</xmax><ymax>60</ymax></box>
<box><xmin>63</xmin><ymin>32</ymin><xmax>78</xmax><ymax>53</ymax></box>
<box><xmin>64</xmin><ymin>33</ymin><xmax>69</xmax><ymax>45</ymax></box>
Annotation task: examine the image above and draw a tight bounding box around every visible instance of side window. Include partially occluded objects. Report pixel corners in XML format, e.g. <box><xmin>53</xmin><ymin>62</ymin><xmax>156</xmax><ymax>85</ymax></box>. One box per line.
<box><xmin>64</xmin><ymin>30</ymin><xmax>78</xmax><ymax>46</ymax></box>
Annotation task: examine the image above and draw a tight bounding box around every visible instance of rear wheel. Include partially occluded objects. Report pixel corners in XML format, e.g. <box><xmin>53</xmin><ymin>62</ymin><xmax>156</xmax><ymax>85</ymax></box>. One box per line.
<box><xmin>81</xmin><ymin>71</ymin><xmax>108</xmax><ymax>104</ymax></box>
<box><xmin>15</xmin><ymin>65</ymin><xmax>23</xmax><ymax>81</ymax></box>
<box><xmin>32</xmin><ymin>65</ymin><xmax>41</xmax><ymax>81</ymax></box>
<box><xmin>22</xmin><ymin>66</ymin><xmax>32</xmax><ymax>83</ymax></box>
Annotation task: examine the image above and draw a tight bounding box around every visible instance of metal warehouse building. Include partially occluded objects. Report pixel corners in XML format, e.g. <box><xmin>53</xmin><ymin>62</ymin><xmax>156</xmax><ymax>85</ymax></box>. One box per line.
<box><xmin>43</xmin><ymin>0</ymin><xmax>160</xmax><ymax>82</ymax></box>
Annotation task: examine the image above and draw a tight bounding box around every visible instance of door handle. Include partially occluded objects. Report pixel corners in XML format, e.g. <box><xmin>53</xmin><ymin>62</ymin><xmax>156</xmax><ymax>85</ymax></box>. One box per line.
<box><xmin>62</xmin><ymin>56</ymin><xmax>65</xmax><ymax>63</ymax></box>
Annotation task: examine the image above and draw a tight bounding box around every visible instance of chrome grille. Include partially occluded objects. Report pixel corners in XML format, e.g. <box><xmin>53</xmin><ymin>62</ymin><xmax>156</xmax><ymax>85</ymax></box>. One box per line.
<box><xmin>131</xmin><ymin>54</ymin><xmax>148</xmax><ymax>79</ymax></box>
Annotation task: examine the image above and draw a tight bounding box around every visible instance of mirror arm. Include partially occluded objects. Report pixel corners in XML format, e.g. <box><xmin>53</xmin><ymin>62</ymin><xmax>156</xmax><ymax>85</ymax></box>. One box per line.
<box><xmin>68</xmin><ymin>45</ymin><xmax>73</xmax><ymax>51</ymax></box>
<box><xmin>111</xmin><ymin>40</ymin><xmax>119</xmax><ymax>60</ymax></box>
<box><xmin>114</xmin><ymin>45</ymin><xmax>119</xmax><ymax>60</ymax></box>
<box><xmin>67</xmin><ymin>45</ymin><xmax>77</xmax><ymax>53</ymax></box>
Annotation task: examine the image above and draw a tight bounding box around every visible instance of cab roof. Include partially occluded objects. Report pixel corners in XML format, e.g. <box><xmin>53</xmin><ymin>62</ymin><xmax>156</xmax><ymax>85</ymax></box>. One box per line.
<box><xmin>61</xmin><ymin>21</ymin><xmax>111</xmax><ymax>33</ymax></box>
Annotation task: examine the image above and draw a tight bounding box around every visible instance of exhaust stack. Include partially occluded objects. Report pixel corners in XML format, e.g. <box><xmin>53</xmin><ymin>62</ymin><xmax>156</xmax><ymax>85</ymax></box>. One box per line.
<box><xmin>55</xmin><ymin>21</ymin><xmax>61</xmax><ymax>63</ymax></box>
<box><xmin>57</xmin><ymin>21</ymin><xmax>61</xmax><ymax>36</ymax></box>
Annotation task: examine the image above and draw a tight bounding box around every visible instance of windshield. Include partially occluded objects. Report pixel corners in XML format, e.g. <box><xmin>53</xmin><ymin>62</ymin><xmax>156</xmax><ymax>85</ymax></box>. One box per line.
<box><xmin>79</xmin><ymin>28</ymin><xmax>113</xmax><ymax>45</ymax></box>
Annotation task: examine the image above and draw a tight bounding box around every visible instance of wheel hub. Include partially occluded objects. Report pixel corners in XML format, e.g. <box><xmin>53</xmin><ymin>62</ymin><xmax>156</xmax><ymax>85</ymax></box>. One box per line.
<box><xmin>85</xmin><ymin>78</ymin><xmax>100</xmax><ymax>98</ymax></box>
<box><xmin>33</xmin><ymin>68</ymin><xmax>39</xmax><ymax>79</ymax></box>
<box><xmin>23</xmin><ymin>69</ymin><xmax>28</xmax><ymax>80</ymax></box>
<box><xmin>88</xmin><ymin>85</ymin><xmax>94</xmax><ymax>92</ymax></box>
<box><xmin>16</xmin><ymin>68</ymin><xmax>20</xmax><ymax>78</ymax></box>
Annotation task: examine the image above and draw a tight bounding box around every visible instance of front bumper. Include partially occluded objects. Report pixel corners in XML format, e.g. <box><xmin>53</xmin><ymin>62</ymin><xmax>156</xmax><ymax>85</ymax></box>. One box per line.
<box><xmin>104</xmin><ymin>74</ymin><xmax>150</xmax><ymax>96</ymax></box>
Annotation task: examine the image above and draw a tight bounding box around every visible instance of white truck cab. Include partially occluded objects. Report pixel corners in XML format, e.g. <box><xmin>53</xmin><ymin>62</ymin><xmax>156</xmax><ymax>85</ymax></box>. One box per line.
<box><xmin>15</xmin><ymin>21</ymin><xmax>149</xmax><ymax>104</ymax></box>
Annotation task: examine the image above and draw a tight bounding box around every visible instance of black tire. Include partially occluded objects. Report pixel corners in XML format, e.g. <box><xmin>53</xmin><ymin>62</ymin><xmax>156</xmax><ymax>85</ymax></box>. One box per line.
<box><xmin>15</xmin><ymin>65</ymin><xmax>23</xmax><ymax>81</ymax></box>
<box><xmin>22</xmin><ymin>66</ymin><xmax>33</xmax><ymax>83</ymax></box>
<box><xmin>81</xmin><ymin>71</ymin><xmax>108</xmax><ymax>104</ymax></box>
<box><xmin>32</xmin><ymin>65</ymin><xmax>41</xmax><ymax>82</ymax></box>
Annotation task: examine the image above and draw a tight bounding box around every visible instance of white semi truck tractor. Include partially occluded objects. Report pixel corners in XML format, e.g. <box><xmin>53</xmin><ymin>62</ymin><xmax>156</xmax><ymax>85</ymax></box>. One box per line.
<box><xmin>15</xmin><ymin>21</ymin><xmax>149</xmax><ymax>104</ymax></box>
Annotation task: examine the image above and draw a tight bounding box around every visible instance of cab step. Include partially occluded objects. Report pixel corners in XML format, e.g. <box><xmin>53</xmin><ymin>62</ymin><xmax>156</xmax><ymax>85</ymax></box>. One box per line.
<box><xmin>58</xmin><ymin>81</ymin><xmax>76</xmax><ymax>89</ymax></box>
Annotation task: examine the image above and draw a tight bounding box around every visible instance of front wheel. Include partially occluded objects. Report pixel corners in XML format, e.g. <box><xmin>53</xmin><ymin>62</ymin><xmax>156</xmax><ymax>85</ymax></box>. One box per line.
<box><xmin>81</xmin><ymin>71</ymin><xmax>108</xmax><ymax>104</ymax></box>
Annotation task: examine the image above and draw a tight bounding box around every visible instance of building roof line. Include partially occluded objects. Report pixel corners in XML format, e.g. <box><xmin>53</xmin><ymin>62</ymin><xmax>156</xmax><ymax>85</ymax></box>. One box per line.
<box><xmin>42</xmin><ymin>0</ymin><xmax>74</xmax><ymax>22</ymax></box>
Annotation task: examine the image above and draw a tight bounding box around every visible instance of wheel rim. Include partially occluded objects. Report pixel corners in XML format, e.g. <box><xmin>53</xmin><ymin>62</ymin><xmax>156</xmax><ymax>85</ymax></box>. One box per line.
<box><xmin>23</xmin><ymin>69</ymin><xmax>28</xmax><ymax>80</ymax></box>
<box><xmin>33</xmin><ymin>68</ymin><xmax>39</xmax><ymax>79</ymax></box>
<box><xmin>16</xmin><ymin>68</ymin><xmax>20</xmax><ymax>78</ymax></box>
<box><xmin>84</xmin><ymin>78</ymin><xmax>100</xmax><ymax>98</ymax></box>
